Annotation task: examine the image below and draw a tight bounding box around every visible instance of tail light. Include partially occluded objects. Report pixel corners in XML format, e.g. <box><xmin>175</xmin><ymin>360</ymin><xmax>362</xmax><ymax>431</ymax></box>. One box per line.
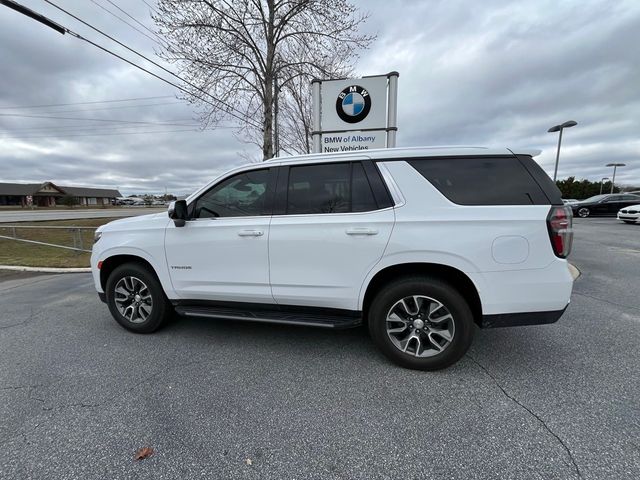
<box><xmin>547</xmin><ymin>205</ymin><xmax>573</xmax><ymax>258</ymax></box>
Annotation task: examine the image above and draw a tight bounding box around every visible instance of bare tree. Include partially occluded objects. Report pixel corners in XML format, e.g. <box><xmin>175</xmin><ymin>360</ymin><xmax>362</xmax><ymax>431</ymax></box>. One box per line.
<box><xmin>154</xmin><ymin>0</ymin><xmax>375</xmax><ymax>159</ymax></box>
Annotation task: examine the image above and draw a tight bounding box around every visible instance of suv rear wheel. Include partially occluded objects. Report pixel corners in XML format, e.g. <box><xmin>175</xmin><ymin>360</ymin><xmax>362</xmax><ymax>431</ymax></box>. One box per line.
<box><xmin>368</xmin><ymin>276</ymin><xmax>474</xmax><ymax>370</ymax></box>
<box><xmin>105</xmin><ymin>263</ymin><xmax>171</xmax><ymax>333</ymax></box>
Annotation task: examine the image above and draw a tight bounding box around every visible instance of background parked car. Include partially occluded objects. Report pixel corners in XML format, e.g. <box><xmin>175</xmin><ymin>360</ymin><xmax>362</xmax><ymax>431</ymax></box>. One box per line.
<box><xmin>562</xmin><ymin>199</ymin><xmax>579</xmax><ymax>204</ymax></box>
<box><xmin>571</xmin><ymin>193</ymin><xmax>640</xmax><ymax>218</ymax></box>
<box><xmin>617</xmin><ymin>204</ymin><xmax>640</xmax><ymax>224</ymax></box>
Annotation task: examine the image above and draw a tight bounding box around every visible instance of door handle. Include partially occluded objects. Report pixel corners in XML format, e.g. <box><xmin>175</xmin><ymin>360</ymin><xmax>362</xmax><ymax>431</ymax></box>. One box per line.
<box><xmin>238</xmin><ymin>229</ymin><xmax>264</xmax><ymax>237</ymax></box>
<box><xmin>346</xmin><ymin>227</ymin><xmax>378</xmax><ymax>236</ymax></box>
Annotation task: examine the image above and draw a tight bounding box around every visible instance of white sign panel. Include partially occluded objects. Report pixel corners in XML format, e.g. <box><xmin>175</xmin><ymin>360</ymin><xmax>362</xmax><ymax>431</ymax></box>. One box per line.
<box><xmin>320</xmin><ymin>76</ymin><xmax>388</xmax><ymax>131</ymax></box>
<box><xmin>312</xmin><ymin>72</ymin><xmax>398</xmax><ymax>153</ymax></box>
<box><xmin>321</xmin><ymin>130</ymin><xmax>386</xmax><ymax>153</ymax></box>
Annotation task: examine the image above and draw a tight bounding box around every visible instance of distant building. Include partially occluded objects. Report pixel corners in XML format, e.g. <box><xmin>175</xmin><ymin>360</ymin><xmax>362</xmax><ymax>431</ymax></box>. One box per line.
<box><xmin>0</xmin><ymin>181</ymin><xmax>121</xmax><ymax>207</ymax></box>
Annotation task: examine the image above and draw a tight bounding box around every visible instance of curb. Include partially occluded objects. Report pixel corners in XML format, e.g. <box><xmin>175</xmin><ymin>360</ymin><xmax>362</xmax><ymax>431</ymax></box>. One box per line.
<box><xmin>0</xmin><ymin>265</ymin><xmax>91</xmax><ymax>273</ymax></box>
<box><xmin>568</xmin><ymin>263</ymin><xmax>581</xmax><ymax>280</ymax></box>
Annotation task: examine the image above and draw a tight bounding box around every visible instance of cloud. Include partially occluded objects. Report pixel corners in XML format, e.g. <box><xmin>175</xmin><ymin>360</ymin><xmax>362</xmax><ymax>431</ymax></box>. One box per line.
<box><xmin>1</xmin><ymin>0</ymin><xmax>639</xmax><ymax>194</ymax></box>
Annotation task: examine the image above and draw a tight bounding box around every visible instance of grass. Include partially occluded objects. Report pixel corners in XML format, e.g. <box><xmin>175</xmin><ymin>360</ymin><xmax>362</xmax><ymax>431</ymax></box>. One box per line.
<box><xmin>0</xmin><ymin>218</ymin><xmax>119</xmax><ymax>268</ymax></box>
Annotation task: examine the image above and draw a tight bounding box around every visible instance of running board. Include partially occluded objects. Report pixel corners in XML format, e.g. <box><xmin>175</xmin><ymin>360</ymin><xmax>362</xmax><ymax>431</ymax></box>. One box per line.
<box><xmin>174</xmin><ymin>305</ymin><xmax>362</xmax><ymax>329</ymax></box>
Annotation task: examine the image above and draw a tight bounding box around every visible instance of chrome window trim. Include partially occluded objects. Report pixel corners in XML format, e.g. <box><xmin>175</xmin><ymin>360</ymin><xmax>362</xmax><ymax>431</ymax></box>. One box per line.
<box><xmin>270</xmin><ymin>206</ymin><xmax>395</xmax><ymax>220</ymax></box>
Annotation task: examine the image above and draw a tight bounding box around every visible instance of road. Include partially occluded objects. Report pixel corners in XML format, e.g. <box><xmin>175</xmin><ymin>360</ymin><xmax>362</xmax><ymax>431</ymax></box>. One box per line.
<box><xmin>1</xmin><ymin>218</ymin><xmax>638</xmax><ymax>479</ymax></box>
<box><xmin>0</xmin><ymin>208</ymin><xmax>165</xmax><ymax>223</ymax></box>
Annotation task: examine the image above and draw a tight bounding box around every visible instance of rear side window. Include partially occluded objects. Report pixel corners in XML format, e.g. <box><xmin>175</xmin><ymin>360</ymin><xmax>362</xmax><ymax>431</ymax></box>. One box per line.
<box><xmin>407</xmin><ymin>156</ymin><xmax>550</xmax><ymax>205</ymax></box>
<box><xmin>286</xmin><ymin>162</ymin><xmax>378</xmax><ymax>214</ymax></box>
<box><xmin>351</xmin><ymin>162</ymin><xmax>378</xmax><ymax>212</ymax></box>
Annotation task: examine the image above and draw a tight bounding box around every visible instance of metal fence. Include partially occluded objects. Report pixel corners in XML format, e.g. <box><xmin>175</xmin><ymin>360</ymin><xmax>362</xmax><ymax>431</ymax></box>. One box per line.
<box><xmin>0</xmin><ymin>225</ymin><xmax>95</xmax><ymax>253</ymax></box>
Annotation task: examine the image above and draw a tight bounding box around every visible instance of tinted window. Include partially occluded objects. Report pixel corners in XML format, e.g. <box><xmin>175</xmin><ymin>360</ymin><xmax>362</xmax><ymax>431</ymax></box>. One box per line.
<box><xmin>194</xmin><ymin>169</ymin><xmax>269</xmax><ymax>218</ymax></box>
<box><xmin>516</xmin><ymin>154</ymin><xmax>562</xmax><ymax>204</ymax></box>
<box><xmin>352</xmin><ymin>162</ymin><xmax>378</xmax><ymax>212</ymax></box>
<box><xmin>408</xmin><ymin>156</ymin><xmax>548</xmax><ymax>205</ymax></box>
<box><xmin>286</xmin><ymin>162</ymin><xmax>378</xmax><ymax>214</ymax></box>
<box><xmin>582</xmin><ymin>194</ymin><xmax>608</xmax><ymax>203</ymax></box>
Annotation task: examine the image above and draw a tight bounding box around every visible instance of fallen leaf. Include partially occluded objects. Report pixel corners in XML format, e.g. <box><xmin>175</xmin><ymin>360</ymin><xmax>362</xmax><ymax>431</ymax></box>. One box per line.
<box><xmin>245</xmin><ymin>458</ymin><xmax>253</xmax><ymax>466</ymax></box>
<box><xmin>134</xmin><ymin>447</ymin><xmax>154</xmax><ymax>461</ymax></box>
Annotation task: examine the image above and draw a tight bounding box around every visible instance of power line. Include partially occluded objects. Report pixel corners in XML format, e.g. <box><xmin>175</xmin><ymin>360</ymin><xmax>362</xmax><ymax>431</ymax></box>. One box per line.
<box><xmin>0</xmin><ymin>122</ymin><xmax>239</xmax><ymax>133</ymax></box>
<box><xmin>42</xmin><ymin>0</ymin><xmax>263</xmax><ymax>130</ymax></box>
<box><xmin>0</xmin><ymin>125</ymin><xmax>237</xmax><ymax>139</ymax></box>
<box><xmin>0</xmin><ymin>95</ymin><xmax>174</xmax><ymax>110</ymax></box>
<box><xmin>103</xmin><ymin>0</ymin><xmax>160</xmax><ymax>40</ymax></box>
<box><xmin>138</xmin><ymin>0</ymin><xmax>158</xmax><ymax>14</ymax></box>
<box><xmin>1</xmin><ymin>124</ymin><xmax>169</xmax><ymax>133</ymax></box>
<box><xmin>0</xmin><ymin>101</ymin><xmax>183</xmax><ymax>115</ymax></box>
<box><xmin>88</xmin><ymin>0</ymin><xmax>162</xmax><ymax>46</ymax></box>
<box><xmin>0</xmin><ymin>112</ymin><xmax>198</xmax><ymax>126</ymax></box>
<box><xmin>76</xmin><ymin>30</ymin><xmax>261</xmax><ymax>130</ymax></box>
<box><xmin>0</xmin><ymin>128</ymin><xmax>206</xmax><ymax>140</ymax></box>
<box><xmin>0</xmin><ymin>122</ymin><xmax>193</xmax><ymax>132</ymax></box>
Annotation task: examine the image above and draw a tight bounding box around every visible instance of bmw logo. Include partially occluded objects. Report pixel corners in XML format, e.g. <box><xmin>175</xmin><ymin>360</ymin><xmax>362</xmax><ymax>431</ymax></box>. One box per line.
<box><xmin>336</xmin><ymin>85</ymin><xmax>371</xmax><ymax>123</ymax></box>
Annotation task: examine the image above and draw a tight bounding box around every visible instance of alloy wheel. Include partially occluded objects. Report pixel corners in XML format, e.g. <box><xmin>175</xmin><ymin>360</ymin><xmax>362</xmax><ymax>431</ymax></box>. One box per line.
<box><xmin>386</xmin><ymin>295</ymin><xmax>455</xmax><ymax>357</ymax></box>
<box><xmin>113</xmin><ymin>276</ymin><xmax>153</xmax><ymax>323</ymax></box>
<box><xmin>578</xmin><ymin>207</ymin><xmax>590</xmax><ymax>218</ymax></box>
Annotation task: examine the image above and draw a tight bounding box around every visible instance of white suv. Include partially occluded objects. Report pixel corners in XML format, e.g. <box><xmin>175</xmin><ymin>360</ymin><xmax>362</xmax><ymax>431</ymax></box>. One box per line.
<box><xmin>91</xmin><ymin>147</ymin><xmax>574</xmax><ymax>370</ymax></box>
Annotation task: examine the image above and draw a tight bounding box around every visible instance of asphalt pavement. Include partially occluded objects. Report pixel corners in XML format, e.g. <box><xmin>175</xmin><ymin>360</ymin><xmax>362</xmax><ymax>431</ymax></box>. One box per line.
<box><xmin>1</xmin><ymin>218</ymin><xmax>638</xmax><ymax>479</ymax></box>
<box><xmin>0</xmin><ymin>208</ymin><xmax>165</xmax><ymax>223</ymax></box>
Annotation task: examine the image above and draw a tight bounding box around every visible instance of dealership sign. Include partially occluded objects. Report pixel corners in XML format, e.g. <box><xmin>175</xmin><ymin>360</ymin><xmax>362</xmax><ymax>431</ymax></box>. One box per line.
<box><xmin>311</xmin><ymin>72</ymin><xmax>399</xmax><ymax>153</ymax></box>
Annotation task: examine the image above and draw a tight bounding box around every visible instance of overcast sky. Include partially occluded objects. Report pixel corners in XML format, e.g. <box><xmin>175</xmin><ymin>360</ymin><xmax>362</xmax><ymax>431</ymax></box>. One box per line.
<box><xmin>1</xmin><ymin>0</ymin><xmax>638</xmax><ymax>195</ymax></box>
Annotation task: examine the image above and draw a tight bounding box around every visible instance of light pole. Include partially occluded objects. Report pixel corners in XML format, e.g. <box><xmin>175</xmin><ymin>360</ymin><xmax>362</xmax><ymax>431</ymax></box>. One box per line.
<box><xmin>548</xmin><ymin>120</ymin><xmax>578</xmax><ymax>182</ymax></box>
<box><xmin>599</xmin><ymin>177</ymin><xmax>609</xmax><ymax>195</ymax></box>
<box><xmin>605</xmin><ymin>163</ymin><xmax>625</xmax><ymax>194</ymax></box>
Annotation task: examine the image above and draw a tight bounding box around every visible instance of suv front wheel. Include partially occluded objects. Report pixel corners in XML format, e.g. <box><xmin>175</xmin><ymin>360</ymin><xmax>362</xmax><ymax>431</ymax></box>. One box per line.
<box><xmin>368</xmin><ymin>276</ymin><xmax>474</xmax><ymax>370</ymax></box>
<box><xmin>105</xmin><ymin>263</ymin><xmax>171</xmax><ymax>333</ymax></box>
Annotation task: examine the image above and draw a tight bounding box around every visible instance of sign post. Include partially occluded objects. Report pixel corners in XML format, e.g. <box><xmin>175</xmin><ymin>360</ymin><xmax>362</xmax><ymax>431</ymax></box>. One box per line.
<box><xmin>311</xmin><ymin>72</ymin><xmax>399</xmax><ymax>154</ymax></box>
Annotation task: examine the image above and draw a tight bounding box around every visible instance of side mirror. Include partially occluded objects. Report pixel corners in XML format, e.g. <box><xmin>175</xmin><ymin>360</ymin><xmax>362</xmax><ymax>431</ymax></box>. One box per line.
<box><xmin>168</xmin><ymin>199</ymin><xmax>188</xmax><ymax>227</ymax></box>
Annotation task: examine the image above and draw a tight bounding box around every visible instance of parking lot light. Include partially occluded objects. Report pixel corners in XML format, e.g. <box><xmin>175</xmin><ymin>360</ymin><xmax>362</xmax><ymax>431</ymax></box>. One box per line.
<box><xmin>605</xmin><ymin>163</ymin><xmax>626</xmax><ymax>194</ymax></box>
<box><xmin>600</xmin><ymin>177</ymin><xmax>609</xmax><ymax>195</ymax></box>
<box><xmin>548</xmin><ymin>120</ymin><xmax>578</xmax><ymax>182</ymax></box>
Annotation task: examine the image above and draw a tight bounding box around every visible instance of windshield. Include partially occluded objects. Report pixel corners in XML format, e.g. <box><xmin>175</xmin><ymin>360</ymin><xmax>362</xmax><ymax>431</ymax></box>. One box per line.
<box><xmin>581</xmin><ymin>194</ymin><xmax>608</xmax><ymax>203</ymax></box>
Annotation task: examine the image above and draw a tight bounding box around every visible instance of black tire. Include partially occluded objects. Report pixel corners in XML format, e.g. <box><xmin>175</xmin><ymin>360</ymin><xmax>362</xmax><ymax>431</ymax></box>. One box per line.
<box><xmin>105</xmin><ymin>263</ymin><xmax>171</xmax><ymax>333</ymax></box>
<box><xmin>577</xmin><ymin>207</ymin><xmax>590</xmax><ymax>218</ymax></box>
<box><xmin>368</xmin><ymin>276</ymin><xmax>474</xmax><ymax>371</ymax></box>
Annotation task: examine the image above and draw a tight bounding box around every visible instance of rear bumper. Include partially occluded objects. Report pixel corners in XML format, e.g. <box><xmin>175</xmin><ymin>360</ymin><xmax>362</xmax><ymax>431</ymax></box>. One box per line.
<box><xmin>469</xmin><ymin>260</ymin><xmax>574</xmax><ymax>316</ymax></box>
<box><xmin>480</xmin><ymin>305</ymin><xmax>568</xmax><ymax>328</ymax></box>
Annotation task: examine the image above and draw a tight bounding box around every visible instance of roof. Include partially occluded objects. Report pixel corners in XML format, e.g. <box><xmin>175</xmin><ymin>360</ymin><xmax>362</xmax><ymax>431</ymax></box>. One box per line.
<box><xmin>0</xmin><ymin>183</ymin><xmax>43</xmax><ymax>196</ymax></box>
<box><xmin>269</xmin><ymin>146</ymin><xmax>542</xmax><ymax>166</ymax></box>
<box><xmin>186</xmin><ymin>146</ymin><xmax>543</xmax><ymax>203</ymax></box>
<box><xmin>0</xmin><ymin>182</ymin><xmax>121</xmax><ymax>198</ymax></box>
<box><xmin>60</xmin><ymin>186</ymin><xmax>121</xmax><ymax>198</ymax></box>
